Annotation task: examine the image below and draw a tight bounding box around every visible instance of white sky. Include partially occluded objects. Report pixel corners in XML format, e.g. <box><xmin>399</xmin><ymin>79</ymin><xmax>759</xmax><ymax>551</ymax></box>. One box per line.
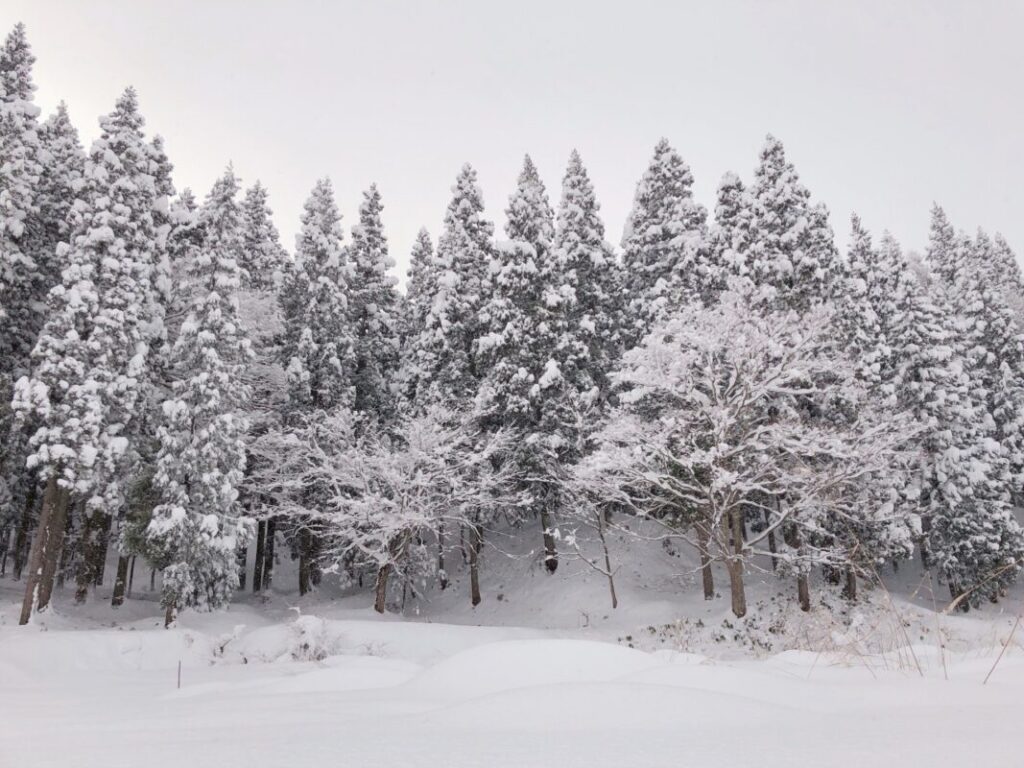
<box><xmin>11</xmin><ymin>0</ymin><xmax>1024</xmax><ymax>285</ymax></box>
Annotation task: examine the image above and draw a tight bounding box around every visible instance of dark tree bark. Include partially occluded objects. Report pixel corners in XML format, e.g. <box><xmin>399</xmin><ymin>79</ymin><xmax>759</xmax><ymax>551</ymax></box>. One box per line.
<box><xmin>263</xmin><ymin>518</ymin><xmax>276</xmax><ymax>589</ymax></box>
<box><xmin>12</xmin><ymin>480</ymin><xmax>38</xmax><ymax>580</ymax></box>
<box><xmin>374</xmin><ymin>562</ymin><xmax>393</xmax><ymax>614</ymax></box>
<box><xmin>842</xmin><ymin>566</ymin><xmax>857</xmax><ymax>601</ymax></box>
<box><xmin>727</xmin><ymin>510</ymin><xmax>747</xmax><ymax>618</ymax></box>
<box><xmin>298</xmin><ymin>528</ymin><xmax>312</xmax><ymax>596</ymax></box>
<box><xmin>696</xmin><ymin>524</ymin><xmax>714</xmax><ymax>600</ymax></box>
<box><xmin>0</xmin><ymin>525</ymin><xmax>9</xmax><ymax>577</ymax></box>
<box><xmin>437</xmin><ymin>522</ymin><xmax>447</xmax><ymax>590</ymax></box>
<box><xmin>127</xmin><ymin>555</ymin><xmax>136</xmax><ymax>598</ymax></box>
<box><xmin>36</xmin><ymin>488</ymin><xmax>71</xmax><ymax>612</ymax></box>
<box><xmin>468</xmin><ymin>517</ymin><xmax>483</xmax><ymax>607</ymax></box>
<box><xmin>236</xmin><ymin>545</ymin><xmax>247</xmax><ymax>591</ymax></box>
<box><xmin>539</xmin><ymin>506</ymin><xmax>558</xmax><ymax>574</ymax></box>
<box><xmin>111</xmin><ymin>555</ymin><xmax>131</xmax><ymax>607</ymax></box>
<box><xmin>74</xmin><ymin>505</ymin><xmax>102</xmax><ymax>604</ymax></box>
<box><xmin>19</xmin><ymin>476</ymin><xmax>69</xmax><ymax>625</ymax></box>
<box><xmin>56</xmin><ymin>510</ymin><xmax>75</xmax><ymax>587</ymax></box>
<box><xmin>252</xmin><ymin>520</ymin><xmax>266</xmax><ymax>593</ymax></box>
<box><xmin>92</xmin><ymin>513</ymin><xmax>112</xmax><ymax>586</ymax></box>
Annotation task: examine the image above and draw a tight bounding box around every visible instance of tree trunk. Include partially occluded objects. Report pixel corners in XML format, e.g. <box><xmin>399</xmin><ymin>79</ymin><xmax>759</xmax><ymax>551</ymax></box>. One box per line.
<box><xmin>539</xmin><ymin>506</ymin><xmax>558</xmax><ymax>574</ymax></box>
<box><xmin>0</xmin><ymin>525</ymin><xmax>9</xmax><ymax>576</ymax></box>
<box><xmin>252</xmin><ymin>520</ymin><xmax>266</xmax><ymax>593</ymax></box>
<box><xmin>298</xmin><ymin>528</ymin><xmax>312</xmax><ymax>596</ymax></box>
<box><xmin>12</xmin><ymin>480</ymin><xmax>38</xmax><ymax>580</ymax></box>
<box><xmin>797</xmin><ymin>572</ymin><xmax>811</xmax><ymax>612</ymax></box>
<box><xmin>92</xmin><ymin>512</ymin><xmax>112</xmax><ymax>586</ymax></box>
<box><xmin>374</xmin><ymin>562</ymin><xmax>393</xmax><ymax>614</ymax></box>
<box><xmin>56</xmin><ymin>510</ymin><xmax>75</xmax><ymax>588</ymax></box>
<box><xmin>150</xmin><ymin>568</ymin><xmax>156</xmax><ymax>592</ymax></box>
<box><xmin>728</xmin><ymin>509</ymin><xmax>747</xmax><ymax>618</ymax></box>
<box><xmin>727</xmin><ymin>560</ymin><xmax>746</xmax><ymax>618</ymax></box>
<box><xmin>111</xmin><ymin>555</ymin><xmax>131</xmax><ymax>607</ymax></box>
<box><xmin>36</xmin><ymin>486</ymin><xmax>71</xmax><ymax>613</ymax></box>
<box><xmin>127</xmin><ymin>555</ymin><xmax>136</xmax><ymax>598</ymax></box>
<box><xmin>437</xmin><ymin>522</ymin><xmax>447</xmax><ymax>590</ymax></box>
<box><xmin>19</xmin><ymin>476</ymin><xmax>69</xmax><ymax>625</ymax></box>
<box><xmin>696</xmin><ymin>524</ymin><xmax>714</xmax><ymax>600</ymax></box>
<box><xmin>74</xmin><ymin>505</ymin><xmax>99</xmax><ymax>604</ymax></box>
<box><xmin>236</xmin><ymin>545</ymin><xmax>247</xmax><ymax>591</ymax></box>
<box><xmin>842</xmin><ymin>566</ymin><xmax>857</xmax><ymax>601</ymax></box>
<box><xmin>263</xmin><ymin>518</ymin><xmax>276</xmax><ymax>589</ymax></box>
<box><xmin>597</xmin><ymin>509</ymin><xmax>617</xmax><ymax>610</ymax></box>
<box><xmin>468</xmin><ymin>518</ymin><xmax>482</xmax><ymax>607</ymax></box>
<box><xmin>164</xmin><ymin>601</ymin><xmax>177</xmax><ymax>628</ymax></box>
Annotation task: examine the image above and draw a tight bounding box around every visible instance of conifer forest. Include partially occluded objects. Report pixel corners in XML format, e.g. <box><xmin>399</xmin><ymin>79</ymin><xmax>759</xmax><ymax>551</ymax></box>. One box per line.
<box><xmin>2</xmin><ymin>9</ymin><xmax>1023</xmax><ymax>767</ymax></box>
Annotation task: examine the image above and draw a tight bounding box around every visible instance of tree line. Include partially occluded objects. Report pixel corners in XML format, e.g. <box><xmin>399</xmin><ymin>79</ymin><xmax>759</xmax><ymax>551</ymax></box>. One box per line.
<box><xmin>3</xmin><ymin>23</ymin><xmax>1023</xmax><ymax>627</ymax></box>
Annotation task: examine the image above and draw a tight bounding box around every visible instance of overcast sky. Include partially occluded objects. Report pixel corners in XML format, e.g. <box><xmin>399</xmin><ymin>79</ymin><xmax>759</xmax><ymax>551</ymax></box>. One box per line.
<box><xmin>11</xmin><ymin>0</ymin><xmax>1024</xmax><ymax>284</ymax></box>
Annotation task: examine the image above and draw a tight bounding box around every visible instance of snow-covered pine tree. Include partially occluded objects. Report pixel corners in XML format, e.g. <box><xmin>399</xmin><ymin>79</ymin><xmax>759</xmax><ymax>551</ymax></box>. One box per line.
<box><xmin>348</xmin><ymin>184</ymin><xmax>400</xmax><ymax>421</ymax></box>
<box><xmin>33</xmin><ymin>102</ymin><xmax>85</xmax><ymax>301</ymax></box>
<box><xmin>706</xmin><ymin>171</ymin><xmax>759</xmax><ymax>295</ymax></box>
<box><xmin>926</xmin><ymin>208</ymin><xmax>1024</xmax><ymax>503</ymax></box>
<box><xmin>398</xmin><ymin>227</ymin><xmax>436</xmax><ymax>403</ymax></box>
<box><xmin>620</xmin><ymin>138</ymin><xmax>706</xmax><ymax>342</ymax></box>
<box><xmin>476</xmin><ymin>154</ymin><xmax>563</xmax><ymax>571</ymax></box>
<box><xmin>407</xmin><ymin>164</ymin><xmax>493</xmax><ymax>410</ymax></box>
<box><xmin>275</xmin><ymin>178</ymin><xmax>356</xmax><ymax>594</ymax></box>
<box><xmin>146</xmin><ymin>167</ymin><xmax>252</xmax><ymax>627</ymax></box>
<box><xmin>13</xmin><ymin>87</ymin><xmax>166</xmax><ymax>620</ymax></box>
<box><xmin>240</xmin><ymin>181</ymin><xmax>287</xmax><ymax>291</ymax></box>
<box><xmin>1</xmin><ymin>96</ymin><xmax>82</xmax><ymax>586</ymax></box>
<box><xmin>0</xmin><ymin>23</ymin><xmax>43</xmax><ymax>466</ymax></box>
<box><xmin>551</xmin><ymin>150</ymin><xmax>623</xmax><ymax>408</ymax></box>
<box><xmin>749</xmin><ymin>135</ymin><xmax>840</xmax><ymax>311</ymax></box>
<box><xmin>281</xmin><ymin>178</ymin><xmax>356</xmax><ymax>417</ymax></box>
<box><xmin>873</xmin><ymin>230</ymin><xmax>1024</xmax><ymax>604</ymax></box>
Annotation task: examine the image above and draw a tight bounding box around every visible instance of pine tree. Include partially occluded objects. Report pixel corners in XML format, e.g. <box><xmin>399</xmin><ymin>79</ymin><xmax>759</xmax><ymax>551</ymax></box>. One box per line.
<box><xmin>33</xmin><ymin>102</ymin><xmax>85</xmax><ymax>297</ymax></box>
<box><xmin>873</xmin><ymin>230</ymin><xmax>1023</xmax><ymax>603</ymax></box>
<box><xmin>13</xmin><ymin>88</ymin><xmax>166</xmax><ymax>620</ymax></box>
<box><xmin>240</xmin><ymin>181</ymin><xmax>287</xmax><ymax>291</ymax></box>
<box><xmin>477</xmin><ymin>154</ymin><xmax>562</xmax><ymax>571</ymax></box>
<box><xmin>408</xmin><ymin>164</ymin><xmax>494</xmax><ymax>410</ymax></box>
<box><xmin>550</xmin><ymin>150</ymin><xmax>621</xmax><ymax>407</ymax></box>
<box><xmin>706</xmin><ymin>171</ymin><xmax>758</xmax><ymax>293</ymax></box>
<box><xmin>927</xmin><ymin>208</ymin><xmax>1024</xmax><ymax>503</ymax></box>
<box><xmin>398</xmin><ymin>227</ymin><xmax>436</xmax><ymax>404</ymax></box>
<box><xmin>749</xmin><ymin>135</ymin><xmax>839</xmax><ymax>311</ymax></box>
<box><xmin>0</xmin><ymin>23</ymin><xmax>42</xmax><ymax>430</ymax></box>
<box><xmin>348</xmin><ymin>184</ymin><xmax>400</xmax><ymax>420</ymax></box>
<box><xmin>146</xmin><ymin>167</ymin><xmax>252</xmax><ymax>627</ymax></box>
<box><xmin>621</xmin><ymin>139</ymin><xmax>706</xmax><ymax>341</ymax></box>
<box><xmin>281</xmin><ymin>178</ymin><xmax>356</xmax><ymax>415</ymax></box>
<box><xmin>275</xmin><ymin>178</ymin><xmax>356</xmax><ymax>594</ymax></box>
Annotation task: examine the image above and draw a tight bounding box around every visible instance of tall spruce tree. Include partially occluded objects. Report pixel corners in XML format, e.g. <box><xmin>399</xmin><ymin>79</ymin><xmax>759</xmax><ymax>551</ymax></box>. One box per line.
<box><xmin>398</xmin><ymin>227</ymin><xmax>436</xmax><ymax>404</ymax></box>
<box><xmin>408</xmin><ymin>164</ymin><xmax>494</xmax><ymax>410</ymax></box>
<box><xmin>348</xmin><ymin>184</ymin><xmax>400</xmax><ymax>421</ymax></box>
<box><xmin>926</xmin><ymin>207</ymin><xmax>1024</xmax><ymax>502</ymax></box>
<box><xmin>240</xmin><ymin>181</ymin><xmax>287</xmax><ymax>291</ymax></box>
<box><xmin>477</xmin><ymin>154</ymin><xmax>563</xmax><ymax>571</ymax></box>
<box><xmin>551</xmin><ymin>150</ymin><xmax>622</xmax><ymax>407</ymax></box>
<box><xmin>13</xmin><ymin>88</ymin><xmax>165</xmax><ymax>620</ymax></box>
<box><xmin>146</xmin><ymin>167</ymin><xmax>252</xmax><ymax>627</ymax></box>
<box><xmin>0</xmin><ymin>23</ymin><xmax>42</xmax><ymax>470</ymax></box>
<box><xmin>750</xmin><ymin>135</ymin><xmax>839</xmax><ymax>311</ymax></box>
<box><xmin>277</xmin><ymin>178</ymin><xmax>356</xmax><ymax>594</ymax></box>
<box><xmin>872</xmin><ymin>230</ymin><xmax>1023</xmax><ymax>603</ymax></box>
<box><xmin>621</xmin><ymin>139</ymin><xmax>706</xmax><ymax>341</ymax></box>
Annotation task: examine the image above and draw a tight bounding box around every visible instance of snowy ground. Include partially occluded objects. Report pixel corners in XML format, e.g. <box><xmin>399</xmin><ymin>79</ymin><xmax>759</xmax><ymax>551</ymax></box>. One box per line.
<box><xmin>2</xmin><ymin>535</ymin><xmax>1023</xmax><ymax>767</ymax></box>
